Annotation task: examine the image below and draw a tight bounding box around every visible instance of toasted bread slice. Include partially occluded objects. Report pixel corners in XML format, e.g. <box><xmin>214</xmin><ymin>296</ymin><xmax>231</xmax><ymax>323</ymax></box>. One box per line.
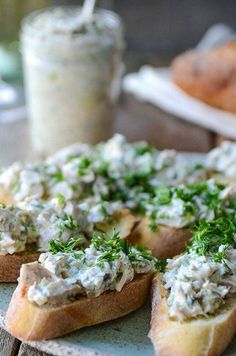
<box><xmin>129</xmin><ymin>217</ymin><xmax>192</xmax><ymax>259</ymax></box>
<box><xmin>0</xmin><ymin>188</ymin><xmax>14</xmax><ymax>205</ymax></box>
<box><xmin>0</xmin><ymin>209</ymin><xmax>137</xmax><ymax>283</ymax></box>
<box><xmin>149</xmin><ymin>274</ymin><xmax>236</xmax><ymax>356</ymax></box>
<box><xmin>6</xmin><ymin>265</ymin><xmax>153</xmax><ymax>341</ymax></box>
<box><xmin>0</xmin><ymin>251</ymin><xmax>40</xmax><ymax>282</ymax></box>
<box><xmin>96</xmin><ymin>209</ymin><xmax>139</xmax><ymax>239</ymax></box>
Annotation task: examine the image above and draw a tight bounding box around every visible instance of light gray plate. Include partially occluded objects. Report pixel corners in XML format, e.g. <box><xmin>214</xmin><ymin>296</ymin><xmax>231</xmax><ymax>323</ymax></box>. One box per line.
<box><xmin>1</xmin><ymin>282</ymin><xmax>236</xmax><ymax>356</ymax></box>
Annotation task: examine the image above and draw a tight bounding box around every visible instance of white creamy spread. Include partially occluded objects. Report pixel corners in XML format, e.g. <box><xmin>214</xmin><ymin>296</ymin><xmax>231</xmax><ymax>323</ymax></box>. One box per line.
<box><xmin>0</xmin><ymin>135</ymin><xmax>205</xmax><ymax>205</ymax></box>
<box><xmin>27</xmin><ymin>238</ymin><xmax>157</xmax><ymax>306</ymax></box>
<box><xmin>0</xmin><ymin>135</ymin><xmax>232</xmax><ymax>256</ymax></box>
<box><xmin>18</xmin><ymin>198</ymin><xmax>91</xmax><ymax>252</ymax></box>
<box><xmin>145</xmin><ymin>180</ymin><xmax>235</xmax><ymax>228</ymax></box>
<box><xmin>0</xmin><ymin>206</ymin><xmax>38</xmax><ymax>255</ymax></box>
<box><xmin>46</xmin><ymin>142</ymin><xmax>92</xmax><ymax>166</ymax></box>
<box><xmin>163</xmin><ymin>246</ymin><xmax>236</xmax><ymax>321</ymax></box>
<box><xmin>0</xmin><ymin>191</ymin><xmax>128</xmax><ymax>255</ymax></box>
<box><xmin>206</xmin><ymin>141</ymin><xmax>236</xmax><ymax>176</ymax></box>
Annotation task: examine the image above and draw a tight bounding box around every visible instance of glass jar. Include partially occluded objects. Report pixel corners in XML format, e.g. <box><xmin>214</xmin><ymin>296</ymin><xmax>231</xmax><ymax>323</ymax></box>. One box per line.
<box><xmin>21</xmin><ymin>6</ymin><xmax>124</xmax><ymax>155</ymax></box>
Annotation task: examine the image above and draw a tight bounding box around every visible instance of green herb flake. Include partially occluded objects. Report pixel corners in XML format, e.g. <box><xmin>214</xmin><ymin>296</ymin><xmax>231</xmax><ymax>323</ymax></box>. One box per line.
<box><xmin>135</xmin><ymin>144</ymin><xmax>153</xmax><ymax>155</ymax></box>
<box><xmin>148</xmin><ymin>219</ymin><xmax>158</xmax><ymax>232</ymax></box>
<box><xmin>48</xmin><ymin>236</ymin><xmax>84</xmax><ymax>255</ymax></box>
<box><xmin>57</xmin><ymin>193</ymin><xmax>65</xmax><ymax>205</ymax></box>
<box><xmin>77</xmin><ymin>157</ymin><xmax>91</xmax><ymax>176</ymax></box>
<box><xmin>58</xmin><ymin>214</ymin><xmax>76</xmax><ymax>233</ymax></box>
<box><xmin>155</xmin><ymin>186</ymin><xmax>171</xmax><ymax>205</ymax></box>
<box><xmin>188</xmin><ymin>217</ymin><xmax>236</xmax><ymax>259</ymax></box>
<box><xmin>155</xmin><ymin>259</ymin><xmax>167</xmax><ymax>272</ymax></box>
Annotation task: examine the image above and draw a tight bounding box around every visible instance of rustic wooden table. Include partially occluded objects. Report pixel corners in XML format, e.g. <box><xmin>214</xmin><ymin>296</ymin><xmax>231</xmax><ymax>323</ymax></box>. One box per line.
<box><xmin>0</xmin><ymin>93</ymin><xmax>231</xmax><ymax>356</ymax></box>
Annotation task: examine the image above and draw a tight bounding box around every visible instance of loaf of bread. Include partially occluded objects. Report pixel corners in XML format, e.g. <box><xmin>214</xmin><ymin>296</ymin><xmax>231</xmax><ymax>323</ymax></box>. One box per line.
<box><xmin>171</xmin><ymin>41</ymin><xmax>236</xmax><ymax>113</ymax></box>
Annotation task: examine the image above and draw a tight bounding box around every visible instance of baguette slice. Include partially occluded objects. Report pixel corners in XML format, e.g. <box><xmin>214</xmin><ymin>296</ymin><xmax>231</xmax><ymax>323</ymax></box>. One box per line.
<box><xmin>96</xmin><ymin>209</ymin><xmax>139</xmax><ymax>239</ymax></box>
<box><xmin>149</xmin><ymin>274</ymin><xmax>236</xmax><ymax>356</ymax></box>
<box><xmin>0</xmin><ymin>188</ymin><xmax>14</xmax><ymax>205</ymax></box>
<box><xmin>6</xmin><ymin>264</ymin><xmax>153</xmax><ymax>341</ymax></box>
<box><xmin>129</xmin><ymin>217</ymin><xmax>192</xmax><ymax>259</ymax></box>
<box><xmin>0</xmin><ymin>251</ymin><xmax>40</xmax><ymax>282</ymax></box>
<box><xmin>0</xmin><ymin>209</ymin><xmax>137</xmax><ymax>283</ymax></box>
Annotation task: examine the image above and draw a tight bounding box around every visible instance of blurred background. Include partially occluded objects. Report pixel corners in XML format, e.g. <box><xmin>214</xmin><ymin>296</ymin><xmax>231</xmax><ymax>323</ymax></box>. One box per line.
<box><xmin>0</xmin><ymin>0</ymin><xmax>236</xmax><ymax>164</ymax></box>
<box><xmin>1</xmin><ymin>0</ymin><xmax>236</xmax><ymax>82</ymax></box>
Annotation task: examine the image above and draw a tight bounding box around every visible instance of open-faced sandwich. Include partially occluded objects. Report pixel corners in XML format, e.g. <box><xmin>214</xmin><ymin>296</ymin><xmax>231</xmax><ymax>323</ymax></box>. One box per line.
<box><xmin>205</xmin><ymin>140</ymin><xmax>236</xmax><ymax>186</ymax></box>
<box><xmin>0</xmin><ymin>134</ymin><xmax>205</xmax><ymax>206</ymax></box>
<box><xmin>0</xmin><ymin>195</ymin><xmax>136</xmax><ymax>282</ymax></box>
<box><xmin>6</xmin><ymin>231</ymin><xmax>163</xmax><ymax>340</ymax></box>
<box><xmin>0</xmin><ymin>134</ymin><xmax>205</xmax><ymax>281</ymax></box>
<box><xmin>149</xmin><ymin>217</ymin><xmax>236</xmax><ymax>356</ymax></box>
<box><xmin>131</xmin><ymin>179</ymin><xmax>236</xmax><ymax>258</ymax></box>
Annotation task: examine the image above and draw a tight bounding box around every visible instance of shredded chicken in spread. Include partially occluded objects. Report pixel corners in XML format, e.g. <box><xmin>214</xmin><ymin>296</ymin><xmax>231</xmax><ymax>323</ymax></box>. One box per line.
<box><xmin>163</xmin><ymin>246</ymin><xmax>236</xmax><ymax>321</ymax></box>
<box><xmin>26</xmin><ymin>236</ymin><xmax>157</xmax><ymax>306</ymax></box>
<box><xmin>0</xmin><ymin>135</ymin><xmax>206</xmax><ymax>254</ymax></box>
<box><xmin>206</xmin><ymin>141</ymin><xmax>236</xmax><ymax>177</ymax></box>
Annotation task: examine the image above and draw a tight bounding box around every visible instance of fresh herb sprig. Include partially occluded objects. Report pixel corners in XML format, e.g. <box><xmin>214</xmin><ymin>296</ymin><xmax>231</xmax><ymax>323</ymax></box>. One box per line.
<box><xmin>58</xmin><ymin>214</ymin><xmax>76</xmax><ymax>232</ymax></box>
<box><xmin>91</xmin><ymin>230</ymin><xmax>165</xmax><ymax>271</ymax></box>
<box><xmin>77</xmin><ymin>157</ymin><xmax>92</xmax><ymax>176</ymax></box>
<box><xmin>135</xmin><ymin>144</ymin><xmax>154</xmax><ymax>155</ymax></box>
<box><xmin>49</xmin><ymin>230</ymin><xmax>165</xmax><ymax>272</ymax></box>
<box><xmin>188</xmin><ymin>217</ymin><xmax>236</xmax><ymax>262</ymax></box>
<box><xmin>48</xmin><ymin>236</ymin><xmax>85</xmax><ymax>254</ymax></box>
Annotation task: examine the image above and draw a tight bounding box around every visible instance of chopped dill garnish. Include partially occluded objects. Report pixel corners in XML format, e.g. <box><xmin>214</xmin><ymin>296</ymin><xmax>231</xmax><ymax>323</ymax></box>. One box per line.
<box><xmin>124</xmin><ymin>171</ymin><xmax>152</xmax><ymax>189</ymax></box>
<box><xmin>77</xmin><ymin>157</ymin><xmax>91</xmax><ymax>176</ymax></box>
<box><xmin>53</xmin><ymin>170</ymin><xmax>64</xmax><ymax>183</ymax></box>
<box><xmin>155</xmin><ymin>259</ymin><xmax>167</xmax><ymax>272</ymax></box>
<box><xmin>135</xmin><ymin>144</ymin><xmax>154</xmax><ymax>155</ymax></box>
<box><xmin>57</xmin><ymin>193</ymin><xmax>65</xmax><ymax>205</ymax></box>
<box><xmin>148</xmin><ymin>219</ymin><xmax>158</xmax><ymax>232</ymax></box>
<box><xmin>173</xmin><ymin>182</ymin><xmax>225</xmax><ymax>206</ymax></box>
<box><xmin>96</xmin><ymin>161</ymin><xmax>109</xmax><ymax>177</ymax></box>
<box><xmin>188</xmin><ymin>217</ymin><xmax>236</xmax><ymax>258</ymax></box>
<box><xmin>212</xmin><ymin>245</ymin><xmax>229</xmax><ymax>264</ymax></box>
<box><xmin>49</xmin><ymin>230</ymin><xmax>162</xmax><ymax>271</ymax></box>
<box><xmin>194</xmin><ymin>163</ymin><xmax>204</xmax><ymax>170</ymax></box>
<box><xmin>48</xmin><ymin>236</ymin><xmax>84</xmax><ymax>254</ymax></box>
<box><xmin>100</xmin><ymin>202</ymin><xmax>109</xmax><ymax>218</ymax></box>
<box><xmin>155</xmin><ymin>186</ymin><xmax>171</xmax><ymax>205</ymax></box>
<box><xmin>58</xmin><ymin>214</ymin><xmax>76</xmax><ymax>232</ymax></box>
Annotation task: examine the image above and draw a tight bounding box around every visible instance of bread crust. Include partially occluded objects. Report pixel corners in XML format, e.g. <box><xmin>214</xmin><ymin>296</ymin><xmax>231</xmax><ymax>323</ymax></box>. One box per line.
<box><xmin>0</xmin><ymin>252</ymin><xmax>40</xmax><ymax>282</ymax></box>
<box><xmin>149</xmin><ymin>274</ymin><xmax>236</xmax><ymax>356</ymax></box>
<box><xmin>129</xmin><ymin>217</ymin><xmax>192</xmax><ymax>259</ymax></box>
<box><xmin>171</xmin><ymin>41</ymin><xmax>236</xmax><ymax>114</ymax></box>
<box><xmin>96</xmin><ymin>209</ymin><xmax>139</xmax><ymax>239</ymax></box>
<box><xmin>0</xmin><ymin>188</ymin><xmax>14</xmax><ymax>205</ymax></box>
<box><xmin>6</xmin><ymin>272</ymin><xmax>153</xmax><ymax>340</ymax></box>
